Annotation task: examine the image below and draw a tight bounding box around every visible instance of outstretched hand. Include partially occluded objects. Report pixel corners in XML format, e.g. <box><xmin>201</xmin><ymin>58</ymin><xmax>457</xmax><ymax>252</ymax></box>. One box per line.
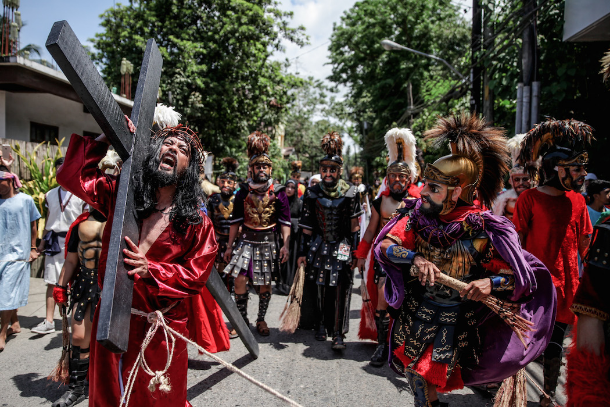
<box><xmin>124</xmin><ymin>236</ymin><xmax>150</xmax><ymax>278</ymax></box>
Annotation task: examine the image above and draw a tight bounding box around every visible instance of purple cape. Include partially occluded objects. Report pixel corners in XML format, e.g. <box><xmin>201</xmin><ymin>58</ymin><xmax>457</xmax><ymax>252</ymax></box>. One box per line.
<box><xmin>374</xmin><ymin>199</ymin><xmax>557</xmax><ymax>385</ymax></box>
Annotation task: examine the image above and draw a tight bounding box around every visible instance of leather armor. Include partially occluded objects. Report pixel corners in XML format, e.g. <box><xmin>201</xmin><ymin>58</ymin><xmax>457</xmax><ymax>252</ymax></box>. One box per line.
<box><xmin>415</xmin><ymin>231</ymin><xmax>492</xmax><ymax>305</ymax></box>
<box><xmin>209</xmin><ymin>193</ymin><xmax>235</xmax><ymax>236</ymax></box>
<box><xmin>309</xmin><ymin>187</ymin><xmax>357</xmax><ymax>243</ymax></box>
<box><xmin>378</xmin><ymin>195</ymin><xmax>405</xmax><ymax>231</ymax></box>
<box><xmin>77</xmin><ymin>216</ymin><xmax>106</xmax><ymax>271</ymax></box>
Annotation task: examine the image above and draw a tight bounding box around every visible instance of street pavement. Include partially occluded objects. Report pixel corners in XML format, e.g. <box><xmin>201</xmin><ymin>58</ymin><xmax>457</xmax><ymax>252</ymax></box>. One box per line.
<box><xmin>0</xmin><ymin>277</ymin><xmax>566</xmax><ymax>407</ymax></box>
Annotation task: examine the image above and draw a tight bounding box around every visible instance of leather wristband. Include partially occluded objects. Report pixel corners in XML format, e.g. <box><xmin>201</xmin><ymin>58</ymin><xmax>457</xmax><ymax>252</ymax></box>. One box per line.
<box><xmin>385</xmin><ymin>244</ymin><xmax>422</xmax><ymax>264</ymax></box>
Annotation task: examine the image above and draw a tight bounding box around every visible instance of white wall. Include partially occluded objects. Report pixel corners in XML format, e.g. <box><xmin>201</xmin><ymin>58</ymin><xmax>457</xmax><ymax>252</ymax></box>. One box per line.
<box><xmin>4</xmin><ymin>92</ymin><xmax>102</xmax><ymax>144</ymax></box>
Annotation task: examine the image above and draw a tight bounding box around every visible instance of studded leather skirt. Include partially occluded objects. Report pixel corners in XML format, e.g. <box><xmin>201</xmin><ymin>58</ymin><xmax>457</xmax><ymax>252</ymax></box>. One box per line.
<box><xmin>305</xmin><ymin>236</ymin><xmax>352</xmax><ymax>287</ymax></box>
<box><xmin>69</xmin><ymin>266</ymin><xmax>100</xmax><ymax>322</ymax></box>
<box><xmin>224</xmin><ymin>230</ymin><xmax>279</xmax><ymax>286</ymax></box>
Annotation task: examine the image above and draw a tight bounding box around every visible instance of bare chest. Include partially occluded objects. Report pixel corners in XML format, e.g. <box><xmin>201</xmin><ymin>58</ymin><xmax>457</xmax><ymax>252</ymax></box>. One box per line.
<box><xmin>139</xmin><ymin>212</ymin><xmax>170</xmax><ymax>255</ymax></box>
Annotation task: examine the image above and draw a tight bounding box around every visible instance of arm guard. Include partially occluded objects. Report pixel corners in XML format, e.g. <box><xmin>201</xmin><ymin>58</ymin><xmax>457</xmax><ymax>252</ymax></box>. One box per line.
<box><xmin>489</xmin><ymin>274</ymin><xmax>515</xmax><ymax>291</ymax></box>
<box><xmin>385</xmin><ymin>244</ymin><xmax>421</xmax><ymax>264</ymax></box>
<box><xmin>588</xmin><ymin>223</ymin><xmax>610</xmax><ymax>270</ymax></box>
<box><xmin>298</xmin><ymin>232</ymin><xmax>312</xmax><ymax>258</ymax></box>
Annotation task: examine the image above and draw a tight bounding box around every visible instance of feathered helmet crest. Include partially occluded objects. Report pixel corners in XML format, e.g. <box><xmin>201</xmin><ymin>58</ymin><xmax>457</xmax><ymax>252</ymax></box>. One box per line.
<box><xmin>152</xmin><ymin>104</ymin><xmax>181</xmax><ymax>131</ymax></box>
<box><xmin>518</xmin><ymin>118</ymin><xmax>594</xmax><ymax>191</ymax></box>
<box><xmin>423</xmin><ymin>112</ymin><xmax>510</xmax><ymax>214</ymax></box>
<box><xmin>384</xmin><ymin>127</ymin><xmax>417</xmax><ymax>183</ymax></box>
<box><xmin>291</xmin><ymin>161</ymin><xmax>302</xmax><ymax>176</ymax></box>
<box><xmin>247</xmin><ymin>131</ymin><xmax>273</xmax><ymax>167</ymax></box>
<box><xmin>320</xmin><ymin>131</ymin><xmax>343</xmax><ymax>167</ymax></box>
<box><xmin>601</xmin><ymin>48</ymin><xmax>610</xmax><ymax>84</ymax></box>
<box><xmin>218</xmin><ymin>157</ymin><xmax>238</xmax><ymax>181</ymax></box>
<box><xmin>349</xmin><ymin>166</ymin><xmax>364</xmax><ymax>180</ymax></box>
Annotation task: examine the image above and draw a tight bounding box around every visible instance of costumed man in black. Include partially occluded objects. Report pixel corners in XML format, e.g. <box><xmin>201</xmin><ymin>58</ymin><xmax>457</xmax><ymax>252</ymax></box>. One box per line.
<box><xmin>223</xmin><ymin>132</ymin><xmax>291</xmax><ymax>336</ymax></box>
<box><xmin>207</xmin><ymin>157</ymin><xmax>239</xmax><ymax>338</ymax></box>
<box><xmin>208</xmin><ymin>157</ymin><xmax>239</xmax><ymax>276</ymax></box>
<box><xmin>354</xmin><ymin>127</ymin><xmax>418</xmax><ymax>367</ymax></box>
<box><xmin>297</xmin><ymin>131</ymin><xmax>362</xmax><ymax>350</ymax></box>
<box><xmin>290</xmin><ymin>161</ymin><xmax>306</xmax><ymax>199</ymax></box>
<box><xmin>50</xmin><ymin>149</ymin><xmax>122</xmax><ymax>407</ymax></box>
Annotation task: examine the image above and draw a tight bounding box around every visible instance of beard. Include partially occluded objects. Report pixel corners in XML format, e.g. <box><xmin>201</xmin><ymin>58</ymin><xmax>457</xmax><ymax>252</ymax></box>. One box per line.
<box><xmin>571</xmin><ymin>175</ymin><xmax>585</xmax><ymax>192</ymax></box>
<box><xmin>323</xmin><ymin>176</ymin><xmax>339</xmax><ymax>188</ymax></box>
<box><xmin>220</xmin><ymin>187</ymin><xmax>234</xmax><ymax>198</ymax></box>
<box><xmin>152</xmin><ymin>166</ymin><xmax>178</xmax><ymax>187</ymax></box>
<box><xmin>420</xmin><ymin>195</ymin><xmax>444</xmax><ymax>217</ymax></box>
<box><xmin>254</xmin><ymin>171</ymin><xmax>270</xmax><ymax>183</ymax></box>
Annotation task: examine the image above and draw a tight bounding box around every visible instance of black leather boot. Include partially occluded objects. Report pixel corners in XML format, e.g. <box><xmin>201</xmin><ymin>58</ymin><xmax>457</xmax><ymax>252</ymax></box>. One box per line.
<box><xmin>540</xmin><ymin>356</ymin><xmax>561</xmax><ymax>407</ymax></box>
<box><xmin>235</xmin><ymin>293</ymin><xmax>249</xmax><ymax>325</ymax></box>
<box><xmin>370</xmin><ymin>310</ymin><xmax>390</xmax><ymax>367</ymax></box>
<box><xmin>315</xmin><ymin>323</ymin><xmax>327</xmax><ymax>341</ymax></box>
<box><xmin>52</xmin><ymin>346</ymin><xmax>88</xmax><ymax>407</ymax></box>
<box><xmin>256</xmin><ymin>292</ymin><xmax>271</xmax><ymax>336</ymax></box>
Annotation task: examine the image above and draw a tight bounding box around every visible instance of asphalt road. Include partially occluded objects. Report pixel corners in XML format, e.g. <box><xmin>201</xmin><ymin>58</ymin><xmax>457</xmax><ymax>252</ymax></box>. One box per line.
<box><xmin>0</xmin><ymin>277</ymin><xmax>566</xmax><ymax>407</ymax></box>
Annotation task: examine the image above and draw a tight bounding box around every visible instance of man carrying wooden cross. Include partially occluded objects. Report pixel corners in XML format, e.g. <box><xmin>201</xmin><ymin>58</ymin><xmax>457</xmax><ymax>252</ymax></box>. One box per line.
<box><xmin>57</xmin><ymin>121</ymin><xmax>227</xmax><ymax>406</ymax></box>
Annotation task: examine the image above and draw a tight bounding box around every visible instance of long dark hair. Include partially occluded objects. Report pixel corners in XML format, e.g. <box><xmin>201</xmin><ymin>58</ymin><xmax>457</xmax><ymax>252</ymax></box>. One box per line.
<box><xmin>133</xmin><ymin>135</ymin><xmax>205</xmax><ymax>234</ymax></box>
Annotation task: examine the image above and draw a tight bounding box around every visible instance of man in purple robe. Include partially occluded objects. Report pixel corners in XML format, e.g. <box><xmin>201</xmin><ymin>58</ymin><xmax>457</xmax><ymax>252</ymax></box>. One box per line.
<box><xmin>373</xmin><ymin>113</ymin><xmax>556</xmax><ymax>407</ymax></box>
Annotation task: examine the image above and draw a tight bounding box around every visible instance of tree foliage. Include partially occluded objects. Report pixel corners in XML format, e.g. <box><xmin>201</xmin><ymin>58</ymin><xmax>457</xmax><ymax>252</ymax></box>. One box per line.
<box><xmin>90</xmin><ymin>0</ymin><xmax>307</xmax><ymax>161</ymax></box>
<box><xmin>327</xmin><ymin>0</ymin><xmax>470</xmax><ymax>176</ymax></box>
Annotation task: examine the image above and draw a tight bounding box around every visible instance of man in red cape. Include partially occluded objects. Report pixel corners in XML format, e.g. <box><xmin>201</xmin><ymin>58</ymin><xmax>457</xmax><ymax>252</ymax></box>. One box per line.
<box><xmin>355</xmin><ymin>127</ymin><xmax>419</xmax><ymax>367</ymax></box>
<box><xmin>57</xmin><ymin>121</ymin><xmax>228</xmax><ymax>407</ymax></box>
<box><xmin>513</xmin><ymin>118</ymin><xmax>593</xmax><ymax>407</ymax></box>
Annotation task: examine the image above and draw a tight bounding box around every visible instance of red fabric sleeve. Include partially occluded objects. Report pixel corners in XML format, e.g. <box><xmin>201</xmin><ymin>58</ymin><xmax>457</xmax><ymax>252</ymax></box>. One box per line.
<box><xmin>386</xmin><ymin>215</ymin><xmax>416</xmax><ymax>250</ymax></box>
<box><xmin>144</xmin><ymin>216</ymin><xmax>219</xmax><ymax>300</ymax></box>
<box><xmin>579</xmin><ymin>196</ymin><xmax>594</xmax><ymax>237</ymax></box>
<box><xmin>56</xmin><ymin>134</ymin><xmax>115</xmax><ymax>216</ymax></box>
<box><xmin>512</xmin><ymin>190</ymin><xmax>532</xmax><ymax>235</ymax></box>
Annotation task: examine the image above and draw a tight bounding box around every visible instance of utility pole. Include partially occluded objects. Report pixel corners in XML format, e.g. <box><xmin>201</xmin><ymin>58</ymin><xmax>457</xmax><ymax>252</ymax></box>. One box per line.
<box><xmin>519</xmin><ymin>0</ymin><xmax>538</xmax><ymax>133</ymax></box>
<box><xmin>471</xmin><ymin>0</ymin><xmax>483</xmax><ymax>114</ymax></box>
<box><xmin>482</xmin><ymin>2</ymin><xmax>494</xmax><ymax>124</ymax></box>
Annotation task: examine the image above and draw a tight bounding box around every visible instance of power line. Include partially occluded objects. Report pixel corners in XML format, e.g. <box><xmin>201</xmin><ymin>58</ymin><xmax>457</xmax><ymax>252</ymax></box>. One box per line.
<box><xmin>290</xmin><ymin>41</ymin><xmax>330</xmax><ymax>61</ymax></box>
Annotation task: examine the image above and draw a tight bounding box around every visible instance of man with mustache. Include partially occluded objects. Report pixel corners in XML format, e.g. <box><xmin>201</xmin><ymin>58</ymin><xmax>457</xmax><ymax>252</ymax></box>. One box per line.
<box><xmin>354</xmin><ymin>128</ymin><xmax>419</xmax><ymax>366</ymax></box>
<box><xmin>374</xmin><ymin>113</ymin><xmax>555</xmax><ymax>407</ymax></box>
<box><xmin>223</xmin><ymin>132</ymin><xmax>290</xmax><ymax>336</ymax></box>
<box><xmin>57</xmin><ymin>119</ymin><xmax>228</xmax><ymax>406</ymax></box>
<box><xmin>297</xmin><ymin>131</ymin><xmax>362</xmax><ymax>350</ymax></box>
<box><xmin>513</xmin><ymin>118</ymin><xmax>594</xmax><ymax>407</ymax></box>
<box><xmin>492</xmin><ymin>133</ymin><xmax>534</xmax><ymax>223</ymax></box>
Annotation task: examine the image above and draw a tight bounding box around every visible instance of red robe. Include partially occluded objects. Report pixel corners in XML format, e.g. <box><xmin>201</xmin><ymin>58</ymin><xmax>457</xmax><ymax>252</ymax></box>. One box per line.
<box><xmin>58</xmin><ymin>134</ymin><xmax>229</xmax><ymax>407</ymax></box>
<box><xmin>513</xmin><ymin>189</ymin><xmax>592</xmax><ymax>324</ymax></box>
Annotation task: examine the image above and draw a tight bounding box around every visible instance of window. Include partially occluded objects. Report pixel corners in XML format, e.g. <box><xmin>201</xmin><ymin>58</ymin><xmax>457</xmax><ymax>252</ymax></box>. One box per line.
<box><xmin>30</xmin><ymin>122</ymin><xmax>59</xmax><ymax>144</ymax></box>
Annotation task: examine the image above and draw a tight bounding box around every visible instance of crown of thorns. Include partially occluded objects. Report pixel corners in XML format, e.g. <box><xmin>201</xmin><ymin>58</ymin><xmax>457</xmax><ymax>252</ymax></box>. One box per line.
<box><xmin>152</xmin><ymin>124</ymin><xmax>208</xmax><ymax>172</ymax></box>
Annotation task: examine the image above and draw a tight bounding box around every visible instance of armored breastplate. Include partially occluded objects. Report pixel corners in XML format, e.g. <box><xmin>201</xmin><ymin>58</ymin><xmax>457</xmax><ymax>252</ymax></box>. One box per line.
<box><xmin>244</xmin><ymin>187</ymin><xmax>277</xmax><ymax>230</ymax></box>
<box><xmin>314</xmin><ymin>195</ymin><xmax>351</xmax><ymax>243</ymax></box>
<box><xmin>78</xmin><ymin>217</ymin><xmax>106</xmax><ymax>271</ymax></box>
<box><xmin>415</xmin><ymin>232</ymin><xmax>489</xmax><ymax>304</ymax></box>
<box><xmin>211</xmin><ymin>194</ymin><xmax>234</xmax><ymax>235</ymax></box>
<box><xmin>379</xmin><ymin>196</ymin><xmax>404</xmax><ymax>231</ymax></box>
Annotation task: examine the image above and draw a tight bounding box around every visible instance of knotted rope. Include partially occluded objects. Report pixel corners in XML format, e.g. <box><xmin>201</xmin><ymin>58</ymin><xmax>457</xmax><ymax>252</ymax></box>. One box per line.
<box><xmin>120</xmin><ymin>306</ymin><xmax>303</xmax><ymax>407</ymax></box>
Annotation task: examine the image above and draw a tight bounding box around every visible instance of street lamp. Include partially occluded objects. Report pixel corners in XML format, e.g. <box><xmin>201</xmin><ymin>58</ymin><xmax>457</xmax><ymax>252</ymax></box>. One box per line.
<box><xmin>380</xmin><ymin>39</ymin><xmax>465</xmax><ymax>81</ymax></box>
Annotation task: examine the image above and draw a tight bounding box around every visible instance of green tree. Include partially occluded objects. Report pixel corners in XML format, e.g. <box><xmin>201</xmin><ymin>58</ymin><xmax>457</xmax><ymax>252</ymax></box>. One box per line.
<box><xmin>327</xmin><ymin>0</ymin><xmax>470</xmax><ymax>170</ymax></box>
<box><xmin>90</xmin><ymin>0</ymin><xmax>307</xmax><ymax>158</ymax></box>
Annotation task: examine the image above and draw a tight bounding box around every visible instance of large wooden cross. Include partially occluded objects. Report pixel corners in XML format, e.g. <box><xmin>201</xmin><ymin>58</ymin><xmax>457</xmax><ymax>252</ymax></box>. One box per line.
<box><xmin>46</xmin><ymin>21</ymin><xmax>258</xmax><ymax>358</ymax></box>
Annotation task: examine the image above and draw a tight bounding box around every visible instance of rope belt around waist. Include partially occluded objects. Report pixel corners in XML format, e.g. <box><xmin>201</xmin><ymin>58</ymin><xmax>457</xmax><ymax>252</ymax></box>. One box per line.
<box><xmin>121</xmin><ymin>302</ymin><xmax>302</xmax><ymax>407</ymax></box>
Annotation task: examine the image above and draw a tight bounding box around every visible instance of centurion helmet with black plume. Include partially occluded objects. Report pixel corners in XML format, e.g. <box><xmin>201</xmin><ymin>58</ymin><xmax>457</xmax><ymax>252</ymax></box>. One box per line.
<box><xmin>320</xmin><ymin>131</ymin><xmax>343</xmax><ymax>167</ymax></box>
<box><xmin>384</xmin><ymin>127</ymin><xmax>417</xmax><ymax>183</ymax></box>
<box><xmin>518</xmin><ymin>118</ymin><xmax>594</xmax><ymax>192</ymax></box>
<box><xmin>423</xmin><ymin>112</ymin><xmax>510</xmax><ymax>215</ymax></box>
<box><xmin>218</xmin><ymin>157</ymin><xmax>239</xmax><ymax>182</ymax></box>
<box><xmin>247</xmin><ymin>131</ymin><xmax>273</xmax><ymax>167</ymax></box>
